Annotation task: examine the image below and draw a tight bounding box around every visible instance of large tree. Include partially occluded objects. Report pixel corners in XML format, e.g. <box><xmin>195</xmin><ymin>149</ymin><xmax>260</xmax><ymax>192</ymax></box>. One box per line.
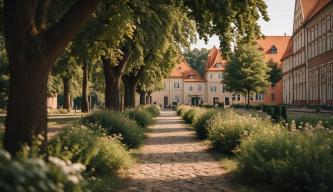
<box><xmin>3</xmin><ymin>0</ymin><xmax>268</xmax><ymax>154</ymax></box>
<box><xmin>223</xmin><ymin>42</ymin><xmax>270</xmax><ymax>106</ymax></box>
<box><xmin>123</xmin><ymin>4</ymin><xmax>195</xmax><ymax>108</ymax></box>
<box><xmin>3</xmin><ymin>0</ymin><xmax>100</xmax><ymax>155</ymax></box>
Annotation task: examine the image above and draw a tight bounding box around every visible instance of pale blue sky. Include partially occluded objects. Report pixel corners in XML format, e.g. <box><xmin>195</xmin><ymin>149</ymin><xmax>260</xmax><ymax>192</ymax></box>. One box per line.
<box><xmin>191</xmin><ymin>0</ymin><xmax>296</xmax><ymax>49</ymax></box>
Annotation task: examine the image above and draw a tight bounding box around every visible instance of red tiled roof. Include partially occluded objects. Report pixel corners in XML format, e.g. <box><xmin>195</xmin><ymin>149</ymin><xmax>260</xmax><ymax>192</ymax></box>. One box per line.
<box><xmin>256</xmin><ymin>36</ymin><xmax>291</xmax><ymax>65</ymax></box>
<box><xmin>170</xmin><ymin>59</ymin><xmax>205</xmax><ymax>81</ymax></box>
<box><xmin>304</xmin><ymin>0</ymin><xmax>331</xmax><ymax>22</ymax></box>
<box><xmin>205</xmin><ymin>46</ymin><xmax>227</xmax><ymax>71</ymax></box>
<box><xmin>281</xmin><ymin>38</ymin><xmax>293</xmax><ymax>61</ymax></box>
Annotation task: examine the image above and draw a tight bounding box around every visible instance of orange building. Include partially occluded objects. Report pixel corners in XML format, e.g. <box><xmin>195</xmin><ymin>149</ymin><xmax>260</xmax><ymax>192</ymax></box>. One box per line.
<box><xmin>257</xmin><ymin>36</ymin><xmax>291</xmax><ymax>105</ymax></box>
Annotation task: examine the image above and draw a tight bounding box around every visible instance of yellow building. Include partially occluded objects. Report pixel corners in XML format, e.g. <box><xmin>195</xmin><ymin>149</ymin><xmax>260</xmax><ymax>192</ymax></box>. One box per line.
<box><xmin>148</xmin><ymin>47</ymin><xmax>245</xmax><ymax>108</ymax></box>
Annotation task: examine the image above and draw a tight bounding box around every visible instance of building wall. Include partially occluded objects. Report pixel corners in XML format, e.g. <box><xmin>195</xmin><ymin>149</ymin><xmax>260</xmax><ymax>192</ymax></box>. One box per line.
<box><xmin>47</xmin><ymin>96</ymin><xmax>57</xmax><ymax>109</ymax></box>
<box><xmin>183</xmin><ymin>82</ymin><xmax>206</xmax><ymax>105</ymax></box>
<box><xmin>307</xmin><ymin>4</ymin><xmax>333</xmax><ymax>104</ymax></box>
<box><xmin>282</xmin><ymin>2</ymin><xmax>333</xmax><ymax>105</ymax></box>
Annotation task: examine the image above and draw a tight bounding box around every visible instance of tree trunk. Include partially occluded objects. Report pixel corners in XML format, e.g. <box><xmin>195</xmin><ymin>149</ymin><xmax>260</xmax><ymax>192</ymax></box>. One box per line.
<box><xmin>147</xmin><ymin>92</ymin><xmax>152</xmax><ymax>104</ymax></box>
<box><xmin>62</xmin><ymin>77</ymin><xmax>71</xmax><ymax>110</ymax></box>
<box><xmin>247</xmin><ymin>90</ymin><xmax>251</xmax><ymax>107</ymax></box>
<box><xmin>81</xmin><ymin>61</ymin><xmax>89</xmax><ymax>113</ymax></box>
<box><xmin>3</xmin><ymin>0</ymin><xmax>100</xmax><ymax>155</ymax></box>
<box><xmin>102</xmin><ymin>45</ymin><xmax>132</xmax><ymax>111</ymax></box>
<box><xmin>123</xmin><ymin>75</ymin><xmax>139</xmax><ymax>108</ymax></box>
<box><xmin>140</xmin><ymin>92</ymin><xmax>146</xmax><ymax>105</ymax></box>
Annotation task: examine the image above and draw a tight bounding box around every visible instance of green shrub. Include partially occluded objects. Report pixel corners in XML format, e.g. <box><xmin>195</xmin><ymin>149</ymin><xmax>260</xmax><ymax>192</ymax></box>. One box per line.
<box><xmin>83</xmin><ymin>111</ymin><xmax>144</xmax><ymax>148</ymax></box>
<box><xmin>237</xmin><ymin>127</ymin><xmax>333</xmax><ymax>192</ymax></box>
<box><xmin>126</xmin><ymin>109</ymin><xmax>153</xmax><ymax>128</ymax></box>
<box><xmin>143</xmin><ymin>105</ymin><xmax>160</xmax><ymax>117</ymax></box>
<box><xmin>207</xmin><ymin>111</ymin><xmax>268</xmax><ymax>154</ymax></box>
<box><xmin>49</xmin><ymin>125</ymin><xmax>132</xmax><ymax>176</ymax></box>
<box><xmin>176</xmin><ymin>105</ymin><xmax>192</xmax><ymax>116</ymax></box>
<box><xmin>0</xmin><ymin>150</ymin><xmax>85</xmax><ymax>192</ymax></box>
<box><xmin>182</xmin><ymin>108</ymin><xmax>205</xmax><ymax>124</ymax></box>
<box><xmin>193</xmin><ymin>109</ymin><xmax>219</xmax><ymax>140</ymax></box>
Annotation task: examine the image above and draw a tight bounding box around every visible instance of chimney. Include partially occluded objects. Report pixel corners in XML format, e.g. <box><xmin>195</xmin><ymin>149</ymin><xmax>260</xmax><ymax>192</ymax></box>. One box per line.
<box><xmin>284</xmin><ymin>33</ymin><xmax>286</xmax><ymax>36</ymax></box>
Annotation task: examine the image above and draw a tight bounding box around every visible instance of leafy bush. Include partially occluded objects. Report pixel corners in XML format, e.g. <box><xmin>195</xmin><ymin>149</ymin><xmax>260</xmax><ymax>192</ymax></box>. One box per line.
<box><xmin>176</xmin><ymin>105</ymin><xmax>192</xmax><ymax>116</ymax></box>
<box><xmin>49</xmin><ymin>125</ymin><xmax>132</xmax><ymax>176</ymax></box>
<box><xmin>126</xmin><ymin>108</ymin><xmax>153</xmax><ymax>128</ymax></box>
<box><xmin>193</xmin><ymin>109</ymin><xmax>219</xmax><ymax>140</ymax></box>
<box><xmin>143</xmin><ymin>105</ymin><xmax>160</xmax><ymax>117</ymax></box>
<box><xmin>207</xmin><ymin>111</ymin><xmax>268</xmax><ymax>154</ymax></box>
<box><xmin>83</xmin><ymin>111</ymin><xmax>144</xmax><ymax>148</ymax></box>
<box><xmin>0</xmin><ymin>150</ymin><xmax>85</xmax><ymax>192</ymax></box>
<box><xmin>182</xmin><ymin>108</ymin><xmax>205</xmax><ymax>124</ymax></box>
<box><xmin>237</xmin><ymin>127</ymin><xmax>333</xmax><ymax>192</ymax></box>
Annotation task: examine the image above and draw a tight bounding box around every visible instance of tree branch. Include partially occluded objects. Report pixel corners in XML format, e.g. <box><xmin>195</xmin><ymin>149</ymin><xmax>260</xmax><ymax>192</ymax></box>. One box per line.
<box><xmin>45</xmin><ymin>0</ymin><xmax>100</xmax><ymax>60</ymax></box>
<box><xmin>35</xmin><ymin>0</ymin><xmax>50</xmax><ymax>32</ymax></box>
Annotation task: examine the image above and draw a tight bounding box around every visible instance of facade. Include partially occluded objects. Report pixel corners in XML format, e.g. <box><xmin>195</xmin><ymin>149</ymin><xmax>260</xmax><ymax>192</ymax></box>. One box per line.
<box><xmin>257</xmin><ymin>36</ymin><xmax>291</xmax><ymax>105</ymax></box>
<box><xmin>150</xmin><ymin>60</ymin><xmax>206</xmax><ymax>108</ymax></box>
<box><xmin>282</xmin><ymin>0</ymin><xmax>333</xmax><ymax>105</ymax></box>
<box><xmin>205</xmin><ymin>47</ymin><xmax>244</xmax><ymax>105</ymax></box>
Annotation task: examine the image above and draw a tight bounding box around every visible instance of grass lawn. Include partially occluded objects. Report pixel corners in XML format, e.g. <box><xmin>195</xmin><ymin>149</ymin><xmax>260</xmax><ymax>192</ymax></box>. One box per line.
<box><xmin>235</xmin><ymin>108</ymin><xmax>333</xmax><ymax>128</ymax></box>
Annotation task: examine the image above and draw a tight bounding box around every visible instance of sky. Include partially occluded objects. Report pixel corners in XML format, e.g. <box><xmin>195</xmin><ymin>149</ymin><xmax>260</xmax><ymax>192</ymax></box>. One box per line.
<box><xmin>191</xmin><ymin>0</ymin><xmax>296</xmax><ymax>49</ymax></box>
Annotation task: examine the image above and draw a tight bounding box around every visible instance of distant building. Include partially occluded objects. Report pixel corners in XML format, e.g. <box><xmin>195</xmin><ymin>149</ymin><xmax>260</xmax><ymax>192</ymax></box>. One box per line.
<box><xmin>282</xmin><ymin>0</ymin><xmax>333</xmax><ymax>105</ymax></box>
<box><xmin>47</xmin><ymin>96</ymin><xmax>57</xmax><ymax>109</ymax></box>
<box><xmin>257</xmin><ymin>36</ymin><xmax>291</xmax><ymax>105</ymax></box>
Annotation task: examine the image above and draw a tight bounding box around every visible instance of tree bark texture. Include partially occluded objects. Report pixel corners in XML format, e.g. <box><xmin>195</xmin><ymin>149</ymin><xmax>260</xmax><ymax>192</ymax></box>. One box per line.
<box><xmin>81</xmin><ymin>61</ymin><xmax>89</xmax><ymax>113</ymax></box>
<box><xmin>123</xmin><ymin>74</ymin><xmax>139</xmax><ymax>108</ymax></box>
<box><xmin>62</xmin><ymin>77</ymin><xmax>71</xmax><ymax>110</ymax></box>
<box><xmin>102</xmin><ymin>46</ymin><xmax>132</xmax><ymax>111</ymax></box>
<box><xmin>139</xmin><ymin>92</ymin><xmax>146</xmax><ymax>105</ymax></box>
<box><xmin>3</xmin><ymin>0</ymin><xmax>100</xmax><ymax>155</ymax></box>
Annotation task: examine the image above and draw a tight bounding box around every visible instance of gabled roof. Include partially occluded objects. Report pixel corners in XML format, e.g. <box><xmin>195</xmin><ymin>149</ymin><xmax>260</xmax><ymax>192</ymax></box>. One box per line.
<box><xmin>256</xmin><ymin>36</ymin><xmax>291</xmax><ymax>65</ymax></box>
<box><xmin>298</xmin><ymin>0</ymin><xmax>331</xmax><ymax>23</ymax></box>
<box><xmin>304</xmin><ymin>0</ymin><xmax>331</xmax><ymax>22</ymax></box>
<box><xmin>281</xmin><ymin>38</ymin><xmax>293</xmax><ymax>61</ymax></box>
<box><xmin>170</xmin><ymin>59</ymin><xmax>205</xmax><ymax>82</ymax></box>
<box><xmin>205</xmin><ymin>46</ymin><xmax>227</xmax><ymax>71</ymax></box>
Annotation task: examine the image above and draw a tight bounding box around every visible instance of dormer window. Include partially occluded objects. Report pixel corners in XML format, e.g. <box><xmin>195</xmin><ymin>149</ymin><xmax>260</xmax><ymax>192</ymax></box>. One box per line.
<box><xmin>215</xmin><ymin>63</ymin><xmax>223</xmax><ymax>68</ymax></box>
<box><xmin>269</xmin><ymin>46</ymin><xmax>277</xmax><ymax>54</ymax></box>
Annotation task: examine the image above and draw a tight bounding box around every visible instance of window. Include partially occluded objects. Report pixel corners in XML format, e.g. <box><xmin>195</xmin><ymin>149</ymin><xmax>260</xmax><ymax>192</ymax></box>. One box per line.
<box><xmin>232</xmin><ymin>95</ymin><xmax>236</xmax><ymax>101</ymax></box>
<box><xmin>198</xmin><ymin>85</ymin><xmax>202</xmax><ymax>91</ymax></box>
<box><xmin>218</xmin><ymin>73</ymin><xmax>223</xmax><ymax>79</ymax></box>
<box><xmin>237</xmin><ymin>94</ymin><xmax>241</xmax><ymax>101</ymax></box>
<box><xmin>174</xmin><ymin>96</ymin><xmax>180</xmax><ymax>103</ymax></box>
<box><xmin>215</xmin><ymin>63</ymin><xmax>223</xmax><ymax>68</ymax></box>
<box><xmin>209</xmin><ymin>74</ymin><xmax>213</xmax><ymax>80</ymax></box>
<box><xmin>189</xmin><ymin>85</ymin><xmax>193</xmax><ymax>91</ymax></box>
<box><xmin>174</xmin><ymin>82</ymin><xmax>180</xmax><ymax>89</ymax></box>
<box><xmin>188</xmin><ymin>74</ymin><xmax>194</xmax><ymax>79</ymax></box>
<box><xmin>222</xmin><ymin>84</ymin><xmax>226</xmax><ymax>93</ymax></box>
<box><xmin>210</xmin><ymin>86</ymin><xmax>217</xmax><ymax>92</ymax></box>
<box><xmin>269</xmin><ymin>46</ymin><xmax>277</xmax><ymax>54</ymax></box>
<box><xmin>271</xmin><ymin>93</ymin><xmax>276</xmax><ymax>101</ymax></box>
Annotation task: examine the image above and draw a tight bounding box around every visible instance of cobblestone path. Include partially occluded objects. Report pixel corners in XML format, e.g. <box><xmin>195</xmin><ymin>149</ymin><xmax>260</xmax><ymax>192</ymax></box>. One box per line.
<box><xmin>122</xmin><ymin>111</ymin><xmax>232</xmax><ymax>192</ymax></box>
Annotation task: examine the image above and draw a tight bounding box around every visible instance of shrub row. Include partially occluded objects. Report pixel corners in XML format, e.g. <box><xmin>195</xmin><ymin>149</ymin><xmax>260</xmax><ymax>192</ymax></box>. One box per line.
<box><xmin>182</xmin><ymin>106</ymin><xmax>333</xmax><ymax>192</ymax></box>
<box><xmin>0</xmin><ymin>105</ymin><xmax>157</xmax><ymax>192</ymax></box>
<box><xmin>83</xmin><ymin>110</ymin><xmax>145</xmax><ymax>148</ymax></box>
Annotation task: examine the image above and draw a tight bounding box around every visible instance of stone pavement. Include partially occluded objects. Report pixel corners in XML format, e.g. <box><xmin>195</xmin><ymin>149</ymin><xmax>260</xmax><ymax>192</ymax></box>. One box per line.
<box><xmin>122</xmin><ymin>111</ymin><xmax>232</xmax><ymax>192</ymax></box>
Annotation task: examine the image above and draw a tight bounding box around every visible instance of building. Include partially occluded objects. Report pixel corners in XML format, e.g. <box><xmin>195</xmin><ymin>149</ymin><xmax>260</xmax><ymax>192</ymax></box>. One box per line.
<box><xmin>282</xmin><ymin>0</ymin><xmax>333</xmax><ymax>105</ymax></box>
<box><xmin>257</xmin><ymin>36</ymin><xmax>291</xmax><ymax>105</ymax></box>
<box><xmin>149</xmin><ymin>60</ymin><xmax>206</xmax><ymax>108</ymax></box>
<box><xmin>204</xmin><ymin>47</ymin><xmax>244</xmax><ymax>105</ymax></box>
